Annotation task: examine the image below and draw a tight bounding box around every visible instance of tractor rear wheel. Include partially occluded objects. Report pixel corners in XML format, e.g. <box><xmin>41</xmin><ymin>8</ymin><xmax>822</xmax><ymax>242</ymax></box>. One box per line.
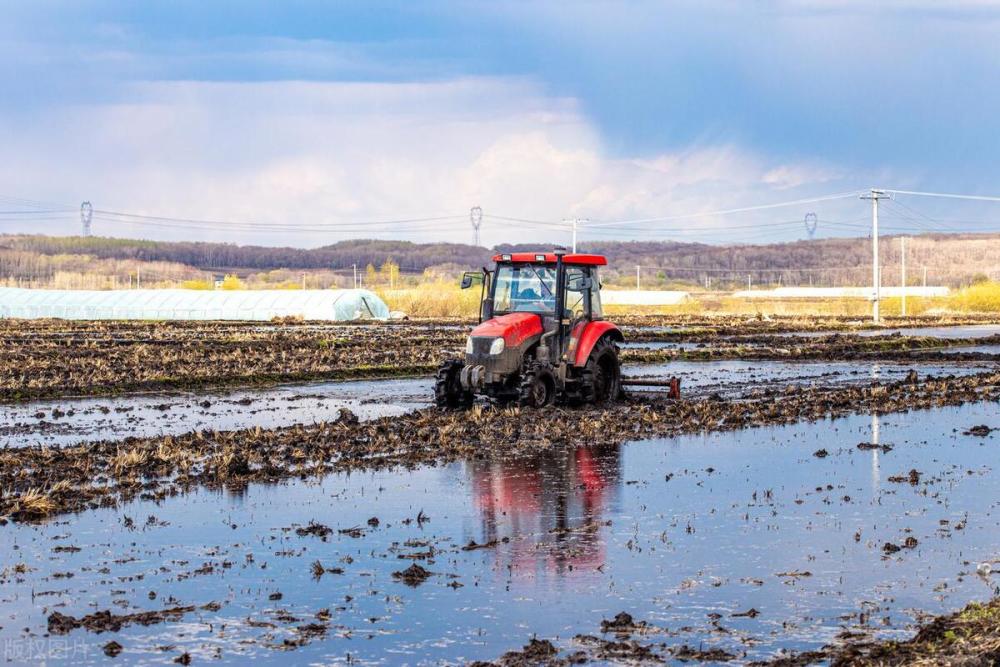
<box><xmin>518</xmin><ymin>363</ymin><xmax>555</xmax><ymax>408</ymax></box>
<box><xmin>434</xmin><ymin>360</ymin><xmax>473</xmax><ymax>408</ymax></box>
<box><xmin>582</xmin><ymin>336</ymin><xmax>622</xmax><ymax>404</ymax></box>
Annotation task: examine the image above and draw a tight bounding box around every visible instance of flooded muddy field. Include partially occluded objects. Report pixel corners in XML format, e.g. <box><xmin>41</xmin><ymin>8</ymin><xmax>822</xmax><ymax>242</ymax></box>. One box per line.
<box><xmin>627</xmin><ymin>358</ymin><xmax>998</xmax><ymax>399</ymax></box>
<box><xmin>0</xmin><ymin>378</ymin><xmax>432</xmax><ymax>448</ymax></box>
<box><xmin>2</xmin><ymin>402</ymin><xmax>998</xmax><ymax>665</ymax></box>
<box><xmin>3</xmin><ymin>317</ymin><xmax>999</xmax><ymax>402</ymax></box>
<box><xmin>0</xmin><ymin>320</ymin><xmax>459</xmax><ymax>402</ymax></box>
<box><xmin>771</xmin><ymin>324</ymin><xmax>1000</xmax><ymax>340</ymax></box>
<box><xmin>4</xmin><ymin>358</ymin><xmax>995</xmax><ymax>449</ymax></box>
<box><xmin>3</xmin><ymin>318</ymin><xmax>1000</xmax><ymax>664</ymax></box>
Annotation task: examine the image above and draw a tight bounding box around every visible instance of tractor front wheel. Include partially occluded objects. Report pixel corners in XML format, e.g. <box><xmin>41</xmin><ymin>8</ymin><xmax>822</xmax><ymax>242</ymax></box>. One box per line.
<box><xmin>434</xmin><ymin>360</ymin><xmax>473</xmax><ymax>408</ymax></box>
<box><xmin>582</xmin><ymin>337</ymin><xmax>622</xmax><ymax>404</ymax></box>
<box><xmin>518</xmin><ymin>363</ymin><xmax>555</xmax><ymax>408</ymax></box>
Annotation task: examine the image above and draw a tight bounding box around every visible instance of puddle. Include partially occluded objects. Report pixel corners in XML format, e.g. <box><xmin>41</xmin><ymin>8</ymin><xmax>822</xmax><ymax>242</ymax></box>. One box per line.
<box><xmin>0</xmin><ymin>378</ymin><xmax>432</xmax><ymax>448</ymax></box>
<box><xmin>914</xmin><ymin>343</ymin><xmax>1000</xmax><ymax>357</ymax></box>
<box><xmin>621</xmin><ymin>341</ymin><xmax>706</xmax><ymax>351</ymax></box>
<box><xmin>625</xmin><ymin>358</ymin><xmax>997</xmax><ymax>398</ymax></box>
<box><xmin>772</xmin><ymin>325</ymin><xmax>1000</xmax><ymax>339</ymax></box>
<box><xmin>1</xmin><ymin>402</ymin><xmax>998</xmax><ymax>664</ymax></box>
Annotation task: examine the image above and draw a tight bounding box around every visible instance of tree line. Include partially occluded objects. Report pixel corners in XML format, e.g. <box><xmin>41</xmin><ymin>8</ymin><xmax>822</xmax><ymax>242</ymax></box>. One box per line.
<box><xmin>2</xmin><ymin>232</ymin><xmax>999</xmax><ymax>288</ymax></box>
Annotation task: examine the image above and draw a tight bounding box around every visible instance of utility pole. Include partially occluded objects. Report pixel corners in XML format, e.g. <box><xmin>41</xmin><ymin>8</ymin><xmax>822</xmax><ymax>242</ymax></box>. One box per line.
<box><xmin>470</xmin><ymin>206</ymin><xmax>483</xmax><ymax>247</ymax></box>
<box><xmin>80</xmin><ymin>201</ymin><xmax>93</xmax><ymax>238</ymax></box>
<box><xmin>352</xmin><ymin>264</ymin><xmax>358</xmax><ymax>289</ymax></box>
<box><xmin>747</xmin><ymin>274</ymin><xmax>751</xmax><ymax>291</ymax></box>
<box><xmin>923</xmin><ymin>266</ymin><xmax>927</xmax><ymax>288</ymax></box>
<box><xmin>564</xmin><ymin>218</ymin><xmax>585</xmax><ymax>253</ymax></box>
<box><xmin>900</xmin><ymin>236</ymin><xmax>907</xmax><ymax>317</ymax></box>
<box><xmin>860</xmin><ymin>189</ymin><xmax>889</xmax><ymax>323</ymax></box>
<box><xmin>635</xmin><ymin>265</ymin><xmax>640</xmax><ymax>290</ymax></box>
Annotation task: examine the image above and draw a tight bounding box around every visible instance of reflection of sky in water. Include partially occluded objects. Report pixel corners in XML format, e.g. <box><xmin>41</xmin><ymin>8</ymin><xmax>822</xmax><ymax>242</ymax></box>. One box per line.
<box><xmin>2</xmin><ymin>402</ymin><xmax>999</xmax><ymax>664</ymax></box>
<box><xmin>621</xmin><ymin>340</ymin><xmax>704</xmax><ymax>350</ymax></box>
<box><xmin>626</xmin><ymin>358</ymin><xmax>996</xmax><ymax>397</ymax></box>
<box><xmin>769</xmin><ymin>325</ymin><xmax>1000</xmax><ymax>339</ymax></box>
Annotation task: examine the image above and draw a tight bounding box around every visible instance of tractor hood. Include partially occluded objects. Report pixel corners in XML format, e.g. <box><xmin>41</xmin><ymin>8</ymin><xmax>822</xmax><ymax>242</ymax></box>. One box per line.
<box><xmin>470</xmin><ymin>312</ymin><xmax>544</xmax><ymax>347</ymax></box>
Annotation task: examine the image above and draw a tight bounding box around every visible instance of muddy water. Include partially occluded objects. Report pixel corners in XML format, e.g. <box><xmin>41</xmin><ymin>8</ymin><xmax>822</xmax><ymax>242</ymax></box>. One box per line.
<box><xmin>773</xmin><ymin>324</ymin><xmax>1000</xmax><ymax>339</ymax></box>
<box><xmin>3</xmin><ymin>359</ymin><xmax>994</xmax><ymax>448</ymax></box>
<box><xmin>2</xmin><ymin>402</ymin><xmax>999</xmax><ymax>664</ymax></box>
<box><xmin>5</xmin><ymin>359</ymin><xmax>993</xmax><ymax>448</ymax></box>
<box><xmin>621</xmin><ymin>341</ymin><xmax>705</xmax><ymax>351</ymax></box>
<box><xmin>0</xmin><ymin>378</ymin><xmax>432</xmax><ymax>448</ymax></box>
<box><xmin>625</xmin><ymin>358</ymin><xmax>997</xmax><ymax>398</ymax></box>
<box><xmin>913</xmin><ymin>343</ymin><xmax>1000</xmax><ymax>356</ymax></box>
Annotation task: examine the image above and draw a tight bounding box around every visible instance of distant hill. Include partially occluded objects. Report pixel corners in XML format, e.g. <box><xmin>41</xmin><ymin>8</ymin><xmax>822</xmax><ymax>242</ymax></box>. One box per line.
<box><xmin>0</xmin><ymin>235</ymin><xmax>491</xmax><ymax>273</ymax></box>
<box><xmin>507</xmin><ymin>235</ymin><xmax>1000</xmax><ymax>287</ymax></box>
<box><xmin>2</xmin><ymin>232</ymin><xmax>999</xmax><ymax>288</ymax></box>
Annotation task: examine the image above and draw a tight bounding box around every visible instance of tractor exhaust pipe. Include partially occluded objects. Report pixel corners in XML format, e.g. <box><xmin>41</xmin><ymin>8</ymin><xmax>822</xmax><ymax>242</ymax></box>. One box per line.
<box><xmin>553</xmin><ymin>247</ymin><xmax>567</xmax><ymax>361</ymax></box>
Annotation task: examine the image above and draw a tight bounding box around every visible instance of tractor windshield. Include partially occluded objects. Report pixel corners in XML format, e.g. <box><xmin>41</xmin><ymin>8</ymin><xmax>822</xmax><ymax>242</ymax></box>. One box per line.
<box><xmin>493</xmin><ymin>264</ymin><xmax>556</xmax><ymax>315</ymax></box>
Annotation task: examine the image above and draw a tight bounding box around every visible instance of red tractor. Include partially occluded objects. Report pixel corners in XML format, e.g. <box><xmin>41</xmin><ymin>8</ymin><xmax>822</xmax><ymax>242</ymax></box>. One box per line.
<box><xmin>435</xmin><ymin>249</ymin><xmax>624</xmax><ymax>408</ymax></box>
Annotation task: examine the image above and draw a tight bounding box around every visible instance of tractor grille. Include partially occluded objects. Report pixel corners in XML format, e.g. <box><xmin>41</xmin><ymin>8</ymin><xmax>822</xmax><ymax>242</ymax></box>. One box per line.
<box><xmin>467</xmin><ymin>336</ymin><xmax>496</xmax><ymax>364</ymax></box>
<box><xmin>465</xmin><ymin>335</ymin><xmax>525</xmax><ymax>377</ymax></box>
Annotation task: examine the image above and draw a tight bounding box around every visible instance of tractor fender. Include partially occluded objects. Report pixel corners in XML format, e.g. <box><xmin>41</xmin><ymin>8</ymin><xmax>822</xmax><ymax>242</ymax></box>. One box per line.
<box><xmin>572</xmin><ymin>321</ymin><xmax>624</xmax><ymax>367</ymax></box>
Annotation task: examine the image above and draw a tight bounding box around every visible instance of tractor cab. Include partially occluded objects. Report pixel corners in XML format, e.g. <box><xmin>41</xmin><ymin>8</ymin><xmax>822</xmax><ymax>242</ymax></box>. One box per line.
<box><xmin>436</xmin><ymin>249</ymin><xmax>624</xmax><ymax>408</ymax></box>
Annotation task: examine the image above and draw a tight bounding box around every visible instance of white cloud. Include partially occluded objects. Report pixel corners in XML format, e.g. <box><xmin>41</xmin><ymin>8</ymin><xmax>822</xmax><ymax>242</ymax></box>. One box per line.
<box><xmin>0</xmin><ymin>76</ymin><xmax>862</xmax><ymax>247</ymax></box>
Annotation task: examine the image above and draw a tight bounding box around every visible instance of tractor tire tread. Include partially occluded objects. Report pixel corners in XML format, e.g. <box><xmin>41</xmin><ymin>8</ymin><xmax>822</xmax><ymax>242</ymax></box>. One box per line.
<box><xmin>434</xmin><ymin>360</ymin><xmax>473</xmax><ymax>409</ymax></box>
<box><xmin>580</xmin><ymin>336</ymin><xmax>622</xmax><ymax>404</ymax></box>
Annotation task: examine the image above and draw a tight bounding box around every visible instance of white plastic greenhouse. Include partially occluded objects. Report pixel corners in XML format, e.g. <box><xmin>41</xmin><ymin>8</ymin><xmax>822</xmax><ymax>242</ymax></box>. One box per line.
<box><xmin>0</xmin><ymin>288</ymin><xmax>390</xmax><ymax>321</ymax></box>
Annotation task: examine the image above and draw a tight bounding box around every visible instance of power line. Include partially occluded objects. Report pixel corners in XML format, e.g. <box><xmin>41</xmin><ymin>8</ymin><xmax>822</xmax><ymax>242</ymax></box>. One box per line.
<box><xmin>0</xmin><ymin>195</ymin><xmax>72</xmax><ymax>210</ymax></box>
<box><xmin>87</xmin><ymin>214</ymin><xmax>571</xmax><ymax>236</ymax></box>
<box><xmin>482</xmin><ymin>214</ymin><xmax>571</xmax><ymax>229</ymax></box>
<box><xmin>880</xmin><ymin>198</ymin><xmax>958</xmax><ymax>234</ymax></box>
<box><xmin>94</xmin><ymin>208</ymin><xmax>469</xmax><ymax>230</ymax></box>
<box><xmin>634</xmin><ymin>264</ymin><xmax>873</xmax><ymax>273</ymax></box>
<box><xmin>885</xmin><ymin>189</ymin><xmax>1000</xmax><ymax>203</ymax></box>
<box><xmin>581</xmin><ymin>190</ymin><xmax>863</xmax><ymax>228</ymax></box>
<box><xmin>0</xmin><ymin>209</ymin><xmax>74</xmax><ymax>215</ymax></box>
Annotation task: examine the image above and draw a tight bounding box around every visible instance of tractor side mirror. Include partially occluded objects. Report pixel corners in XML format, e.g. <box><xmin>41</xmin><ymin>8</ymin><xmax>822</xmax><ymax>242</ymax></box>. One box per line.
<box><xmin>567</xmin><ymin>275</ymin><xmax>593</xmax><ymax>292</ymax></box>
<box><xmin>460</xmin><ymin>272</ymin><xmax>483</xmax><ymax>289</ymax></box>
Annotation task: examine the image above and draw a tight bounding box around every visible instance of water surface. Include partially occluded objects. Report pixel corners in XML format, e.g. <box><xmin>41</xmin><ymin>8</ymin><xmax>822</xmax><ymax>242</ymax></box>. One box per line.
<box><xmin>2</xmin><ymin>402</ymin><xmax>998</xmax><ymax>664</ymax></box>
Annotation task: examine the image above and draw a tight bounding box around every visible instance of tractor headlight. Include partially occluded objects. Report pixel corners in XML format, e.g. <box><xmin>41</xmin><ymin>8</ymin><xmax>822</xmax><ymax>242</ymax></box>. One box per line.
<box><xmin>489</xmin><ymin>337</ymin><xmax>505</xmax><ymax>355</ymax></box>
<box><xmin>465</xmin><ymin>337</ymin><xmax>474</xmax><ymax>354</ymax></box>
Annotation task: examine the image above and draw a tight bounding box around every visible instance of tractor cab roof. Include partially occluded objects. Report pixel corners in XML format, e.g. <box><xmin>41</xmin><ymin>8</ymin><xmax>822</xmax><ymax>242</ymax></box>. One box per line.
<box><xmin>491</xmin><ymin>252</ymin><xmax>607</xmax><ymax>266</ymax></box>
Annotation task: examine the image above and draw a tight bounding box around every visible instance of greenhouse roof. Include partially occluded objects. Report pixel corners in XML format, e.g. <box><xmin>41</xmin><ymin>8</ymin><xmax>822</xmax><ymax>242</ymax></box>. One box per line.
<box><xmin>0</xmin><ymin>288</ymin><xmax>390</xmax><ymax>321</ymax></box>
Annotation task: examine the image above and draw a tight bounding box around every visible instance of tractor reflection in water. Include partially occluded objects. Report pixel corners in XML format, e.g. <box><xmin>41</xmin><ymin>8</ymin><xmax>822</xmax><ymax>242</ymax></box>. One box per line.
<box><xmin>466</xmin><ymin>443</ymin><xmax>622</xmax><ymax>578</ymax></box>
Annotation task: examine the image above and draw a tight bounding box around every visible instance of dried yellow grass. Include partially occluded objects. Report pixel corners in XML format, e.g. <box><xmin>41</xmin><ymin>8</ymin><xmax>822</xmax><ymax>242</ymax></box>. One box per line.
<box><xmin>15</xmin><ymin>487</ymin><xmax>58</xmax><ymax>518</ymax></box>
<box><xmin>109</xmin><ymin>447</ymin><xmax>148</xmax><ymax>475</ymax></box>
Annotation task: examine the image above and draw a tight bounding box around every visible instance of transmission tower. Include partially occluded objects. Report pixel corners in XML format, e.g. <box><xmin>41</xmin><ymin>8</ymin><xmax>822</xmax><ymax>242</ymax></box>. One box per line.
<box><xmin>804</xmin><ymin>212</ymin><xmax>817</xmax><ymax>239</ymax></box>
<box><xmin>470</xmin><ymin>206</ymin><xmax>483</xmax><ymax>246</ymax></box>
<box><xmin>80</xmin><ymin>201</ymin><xmax>93</xmax><ymax>237</ymax></box>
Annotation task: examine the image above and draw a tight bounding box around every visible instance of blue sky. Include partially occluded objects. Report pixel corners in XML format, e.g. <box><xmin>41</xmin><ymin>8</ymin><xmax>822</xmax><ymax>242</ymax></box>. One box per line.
<box><xmin>2</xmin><ymin>1</ymin><xmax>1000</xmax><ymax>246</ymax></box>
